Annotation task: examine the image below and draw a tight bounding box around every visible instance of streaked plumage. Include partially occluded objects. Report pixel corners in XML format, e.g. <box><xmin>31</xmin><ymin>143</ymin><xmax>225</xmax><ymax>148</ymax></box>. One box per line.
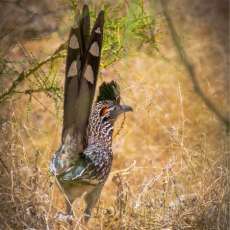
<box><xmin>49</xmin><ymin>5</ymin><xmax>132</xmax><ymax>223</ymax></box>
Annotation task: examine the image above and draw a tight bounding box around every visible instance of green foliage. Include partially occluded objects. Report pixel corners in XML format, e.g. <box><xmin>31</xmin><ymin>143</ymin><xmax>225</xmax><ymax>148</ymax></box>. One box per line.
<box><xmin>124</xmin><ymin>0</ymin><xmax>156</xmax><ymax>48</ymax></box>
<box><xmin>104</xmin><ymin>1</ymin><xmax>156</xmax><ymax>67</ymax></box>
<box><xmin>87</xmin><ymin>1</ymin><xmax>157</xmax><ymax>67</ymax></box>
<box><xmin>0</xmin><ymin>1</ymin><xmax>157</xmax><ymax>105</ymax></box>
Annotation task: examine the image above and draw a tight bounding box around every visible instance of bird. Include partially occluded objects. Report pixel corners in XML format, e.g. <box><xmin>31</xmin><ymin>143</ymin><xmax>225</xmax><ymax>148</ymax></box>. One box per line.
<box><xmin>49</xmin><ymin>4</ymin><xmax>132</xmax><ymax>223</ymax></box>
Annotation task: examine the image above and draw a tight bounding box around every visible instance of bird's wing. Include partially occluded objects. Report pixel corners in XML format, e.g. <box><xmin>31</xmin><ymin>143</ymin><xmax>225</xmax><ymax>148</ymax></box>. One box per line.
<box><xmin>60</xmin><ymin>146</ymin><xmax>110</xmax><ymax>185</ymax></box>
<box><xmin>62</xmin><ymin>5</ymin><xmax>104</xmax><ymax>154</ymax></box>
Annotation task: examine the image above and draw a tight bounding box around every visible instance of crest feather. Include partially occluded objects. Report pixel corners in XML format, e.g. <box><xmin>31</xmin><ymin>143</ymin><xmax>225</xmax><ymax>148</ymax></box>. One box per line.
<box><xmin>97</xmin><ymin>81</ymin><xmax>120</xmax><ymax>103</ymax></box>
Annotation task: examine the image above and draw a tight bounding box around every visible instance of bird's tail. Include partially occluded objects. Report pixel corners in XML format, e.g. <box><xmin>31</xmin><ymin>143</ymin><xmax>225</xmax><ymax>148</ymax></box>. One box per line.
<box><xmin>62</xmin><ymin>4</ymin><xmax>104</xmax><ymax>145</ymax></box>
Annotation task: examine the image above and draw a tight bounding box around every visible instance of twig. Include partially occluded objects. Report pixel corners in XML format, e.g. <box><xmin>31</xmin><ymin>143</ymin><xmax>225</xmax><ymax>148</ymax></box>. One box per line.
<box><xmin>0</xmin><ymin>157</ymin><xmax>9</xmax><ymax>174</ymax></box>
<box><xmin>13</xmin><ymin>86</ymin><xmax>60</xmax><ymax>95</ymax></box>
<box><xmin>160</xmin><ymin>0</ymin><xmax>230</xmax><ymax>130</ymax></box>
<box><xmin>114</xmin><ymin>113</ymin><xmax>126</xmax><ymax>138</ymax></box>
<box><xmin>0</xmin><ymin>43</ymin><xmax>66</xmax><ymax>104</ymax></box>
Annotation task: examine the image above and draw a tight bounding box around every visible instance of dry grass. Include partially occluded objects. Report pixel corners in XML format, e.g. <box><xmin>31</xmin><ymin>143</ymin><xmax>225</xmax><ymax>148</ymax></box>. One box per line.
<box><xmin>0</xmin><ymin>105</ymin><xmax>228</xmax><ymax>229</ymax></box>
<box><xmin>0</xmin><ymin>0</ymin><xmax>229</xmax><ymax>229</ymax></box>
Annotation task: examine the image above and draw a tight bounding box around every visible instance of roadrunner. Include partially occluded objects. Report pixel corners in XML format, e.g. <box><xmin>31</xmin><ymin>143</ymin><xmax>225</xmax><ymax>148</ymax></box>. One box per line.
<box><xmin>49</xmin><ymin>5</ymin><xmax>132</xmax><ymax>222</ymax></box>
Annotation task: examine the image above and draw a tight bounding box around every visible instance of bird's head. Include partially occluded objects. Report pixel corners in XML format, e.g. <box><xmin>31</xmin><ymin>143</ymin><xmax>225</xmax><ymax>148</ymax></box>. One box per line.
<box><xmin>97</xmin><ymin>100</ymin><xmax>133</xmax><ymax>124</ymax></box>
<box><xmin>88</xmin><ymin>81</ymin><xmax>132</xmax><ymax>144</ymax></box>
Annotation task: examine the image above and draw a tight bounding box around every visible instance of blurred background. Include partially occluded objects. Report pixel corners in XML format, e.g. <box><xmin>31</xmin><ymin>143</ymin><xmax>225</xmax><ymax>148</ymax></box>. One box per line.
<box><xmin>0</xmin><ymin>0</ymin><xmax>229</xmax><ymax>229</ymax></box>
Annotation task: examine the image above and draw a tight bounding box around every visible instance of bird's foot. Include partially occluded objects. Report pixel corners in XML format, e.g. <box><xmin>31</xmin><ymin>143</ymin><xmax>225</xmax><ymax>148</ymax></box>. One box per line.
<box><xmin>55</xmin><ymin>212</ymin><xmax>74</xmax><ymax>224</ymax></box>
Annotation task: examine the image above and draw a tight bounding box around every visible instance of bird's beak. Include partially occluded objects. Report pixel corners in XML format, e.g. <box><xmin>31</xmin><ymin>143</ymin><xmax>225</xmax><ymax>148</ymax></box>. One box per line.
<box><xmin>110</xmin><ymin>104</ymin><xmax>133</xmax><ymax>119</ymax></box>
<box><xmin>118</xmin><ymin>104</ymin><xmax>133</xmax><ymax>113</ymax></box>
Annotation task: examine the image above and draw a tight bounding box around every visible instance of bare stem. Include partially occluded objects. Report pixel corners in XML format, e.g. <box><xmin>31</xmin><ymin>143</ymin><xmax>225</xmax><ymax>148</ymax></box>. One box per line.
<box><xmin>160</xmin><ymin>0</ymin><xmax>230</xmax><ymax>130</ymax></box>
<box><xmin>0</xmin><ymin>43</ymin><xmax>66</xmax><ymax>104</ymax></box>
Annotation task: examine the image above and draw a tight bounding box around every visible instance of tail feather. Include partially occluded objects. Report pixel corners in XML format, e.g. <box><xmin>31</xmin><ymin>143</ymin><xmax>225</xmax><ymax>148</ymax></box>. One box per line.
<box><xmin>80</xmin><ymin>5</ymin><xmax>90</xmax><ymax>58</ymax></box>
<box><xmin>62</xmin><ymin>5</ymin><xmax>104</xmax><ymax>151</ymax></box>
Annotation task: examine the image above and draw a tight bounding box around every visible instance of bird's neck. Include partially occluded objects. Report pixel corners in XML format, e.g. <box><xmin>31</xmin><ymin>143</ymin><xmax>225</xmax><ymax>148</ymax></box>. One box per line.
<box><xmin>88</xmin><ymin>120</ymin><xmax>113</xmax><ymax>149</ymax></box>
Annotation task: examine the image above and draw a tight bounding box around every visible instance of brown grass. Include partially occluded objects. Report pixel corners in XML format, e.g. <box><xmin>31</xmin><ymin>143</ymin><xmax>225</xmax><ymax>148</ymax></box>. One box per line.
<box><xmin>0</xmin><ymin>0</ymin><xmax>229</xmax><ymax>229</ymax></box>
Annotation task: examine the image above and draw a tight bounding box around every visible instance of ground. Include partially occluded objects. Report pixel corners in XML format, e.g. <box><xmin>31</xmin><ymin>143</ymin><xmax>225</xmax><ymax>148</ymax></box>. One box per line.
<box><xmin>0</xmin><ymin>0</ymin><xmax>229</xmax><ymax>229</ymax></box>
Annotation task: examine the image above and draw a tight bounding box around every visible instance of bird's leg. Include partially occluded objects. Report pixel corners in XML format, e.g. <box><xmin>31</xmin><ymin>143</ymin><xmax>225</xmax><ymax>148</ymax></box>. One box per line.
<box><xmin>66</xmin><ymin>199</ymin><xmax>73</xmax><ymax>216</ymax></box>
<box><xmin>83</xmin><ymin>184</ymin><xmax>103</xmax><ymax>223</ymax></box>
<box><xmin>64</xmin><ymin>199</ymin><xmax>74</xmax><ymax>224</ymax></box>
<box><xmin>55</xmin><ymin>199</ymin><xmax>74</xmax><ymax>224</ymax></box>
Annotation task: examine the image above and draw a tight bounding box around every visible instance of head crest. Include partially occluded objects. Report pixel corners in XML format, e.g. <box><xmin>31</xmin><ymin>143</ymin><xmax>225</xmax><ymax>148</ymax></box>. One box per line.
<box><xmin>97</xmin><ymin>80</ymin><xmax>120</xmax><ymax>104</ymax></box>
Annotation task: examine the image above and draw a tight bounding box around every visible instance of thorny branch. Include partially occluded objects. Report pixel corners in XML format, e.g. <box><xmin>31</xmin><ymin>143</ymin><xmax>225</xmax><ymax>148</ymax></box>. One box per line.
<box><xmin>0</xmin><ymin>43</ymin><xmax>66</xmax><ymax>104</ymax></box>
<box><xmin>160</xmin><ymin>0</ymin><xmax>230</xmax><ymax>130</ymax></box>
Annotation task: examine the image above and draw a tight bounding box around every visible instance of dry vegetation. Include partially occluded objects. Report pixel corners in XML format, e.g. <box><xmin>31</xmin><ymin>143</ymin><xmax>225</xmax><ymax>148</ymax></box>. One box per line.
<box><xmin>0</xmin><ymin>0</ymin><xmax>229</xmax><ymax>229</ymax></box>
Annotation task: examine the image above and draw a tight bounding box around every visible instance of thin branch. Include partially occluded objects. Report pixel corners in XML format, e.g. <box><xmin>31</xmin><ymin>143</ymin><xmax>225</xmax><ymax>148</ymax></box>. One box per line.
<box><xmin>14</xmin><ymin>86</ymin><xmax>61</xmax><ymax>96</ymax></box>
<box><xmin>160</xmin><ymin>0</ymin><xmax>230</xmax><ymax>129</ymax></box>
<box><xmin>0</xmin><ymin>157</ymin><xmax>9</xmax><ymax>174</ymax></box>
<box><xmin>0</xmin><ymin>43</ymin><xmax>66</xmax><ymax>104</ymax></box>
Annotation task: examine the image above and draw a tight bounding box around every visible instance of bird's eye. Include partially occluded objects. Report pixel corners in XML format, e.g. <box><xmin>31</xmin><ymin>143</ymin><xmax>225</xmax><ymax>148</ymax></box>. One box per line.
<box><xmin>100</xmin><ymin>106</ymin><xmax>109</xmax><ymax>117</ymax></box>
<box><xmin>102</xmin><ymin>116</ymin><xmax>109</xmax><ymax>122</ymax></box>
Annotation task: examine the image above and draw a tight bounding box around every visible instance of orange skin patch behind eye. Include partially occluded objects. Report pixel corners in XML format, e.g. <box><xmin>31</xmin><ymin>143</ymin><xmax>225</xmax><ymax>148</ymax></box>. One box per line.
<box><xmin>100</xmin><ymin>106</ymin><xmax>109</xmax><ymax>116</ymax></box>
